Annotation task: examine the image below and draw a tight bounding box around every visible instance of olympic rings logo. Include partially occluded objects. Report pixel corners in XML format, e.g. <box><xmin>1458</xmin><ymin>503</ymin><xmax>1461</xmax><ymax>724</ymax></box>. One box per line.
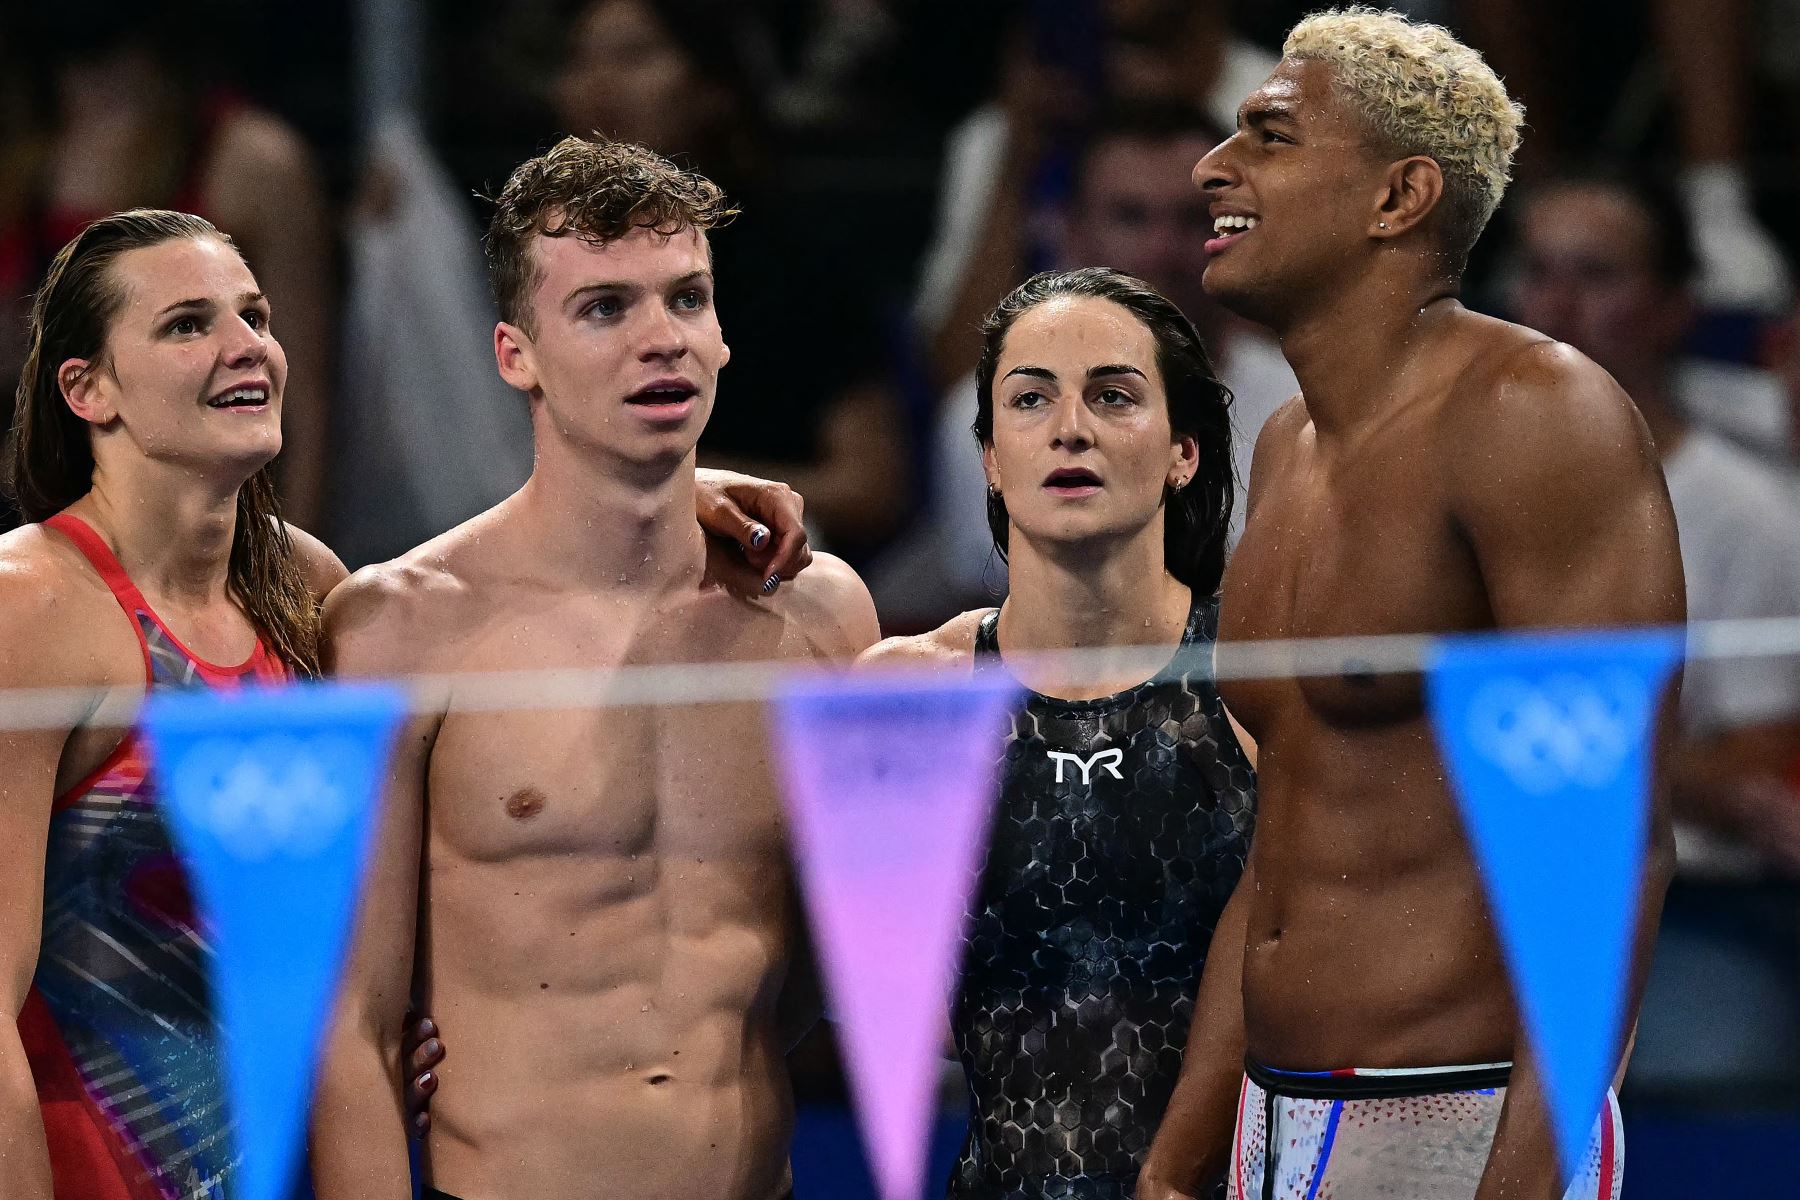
<box><xmin>169</xmin><ymin>736</ymin><xmax>359</xmax><ymax>862</ymax></box>
<box><xmin>1463</xmin><ymin>671</ymin><xmax>1651</xmax><ymax>795</ymax></box>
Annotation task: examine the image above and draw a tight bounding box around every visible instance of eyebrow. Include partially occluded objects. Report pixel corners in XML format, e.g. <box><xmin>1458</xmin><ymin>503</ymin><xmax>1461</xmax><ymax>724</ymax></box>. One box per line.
<box><xmin>1242</xmin><ymin>102</ymin><xmax>1299</xmax><ymax>128</ymax></box>
<box><xmin>154</xmin><ymin>291</ymin><xmax>266</xmax><ymax>318</ymax></box>
<box><xmin>564</xmin><ymin>270</ymin><xmax>714</xmax><ymax>307</ymax></box>
<box><xmin>1001</xmin><ymin>364</ymin><xmax>1148</xmax><ymax>383</ymax></box>
<box><xmin>1088</xmin><ymin>364</ymin><xmax>1147</xmax><ymax>381</ymax></box>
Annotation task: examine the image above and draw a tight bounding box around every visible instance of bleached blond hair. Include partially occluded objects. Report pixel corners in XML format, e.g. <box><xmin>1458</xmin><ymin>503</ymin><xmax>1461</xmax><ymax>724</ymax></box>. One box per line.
<box><xmin>1284</xmin><ymin>6</ymin><xmax>1524</xmax><ymax>264</ymax></box>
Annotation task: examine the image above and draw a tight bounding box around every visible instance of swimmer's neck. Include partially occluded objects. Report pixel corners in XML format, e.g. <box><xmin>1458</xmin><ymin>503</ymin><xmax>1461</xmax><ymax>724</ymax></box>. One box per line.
<box><xmin>507</xmin><ymin>438</ymin><xmax>705</xmax><ymax>591</ymax></box>
<box><xmin>1000</xmin><ymin>525</ymin><xmax>1190</xmax><ymax>654</ymax></box>
<box><xmin>1275</xmin><ymin>269</ymin><xmax>1461</xmax><ymax>440</ymax></box>
<box><xmin>72</xmin><ymin>452</ymin><xmax>243</xmax><ymax>605</ymax></box>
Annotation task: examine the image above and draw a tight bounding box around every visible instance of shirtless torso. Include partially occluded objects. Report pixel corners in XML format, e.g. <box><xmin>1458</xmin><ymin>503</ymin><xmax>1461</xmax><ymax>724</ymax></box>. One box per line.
<box><xmin>313</xmin><ymin>498</ymin><xmax>877</xmax><ymax>1200</ymax></box>
<box><xmin>1217</xmin><ymin>310</ymin><xmax>1683</xmax><ymax>1075</ymax></box>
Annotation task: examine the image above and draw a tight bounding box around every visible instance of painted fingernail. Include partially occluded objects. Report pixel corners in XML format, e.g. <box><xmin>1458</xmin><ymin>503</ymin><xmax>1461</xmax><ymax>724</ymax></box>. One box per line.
<box><xmin>750</xmin><ymin>524</ymin><xmax>770</xmax><ymax>549</ymax></box>
<box><xmin>761</xmin><ymin>573</ymin><xmax>781</xmax><ymax>595</ymax></box>
<box><xmin>420</xmin><ymin>1071</ymin><xmax>433</xmax><ymax>1087</ymax></box>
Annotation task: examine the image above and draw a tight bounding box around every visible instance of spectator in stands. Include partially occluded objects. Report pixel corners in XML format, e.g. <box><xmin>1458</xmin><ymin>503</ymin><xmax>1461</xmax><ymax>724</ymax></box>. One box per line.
<box><xmin>1466</xmin><ymin>0</ymin><xmax>1791</xmax><ymax>312</ymax></box>
<box><xmin>1511</xmin><ymin>167</ymin><xmax>1800</xmax><ymax>1096</ymax></box>
<box><xmin>914</xmin><ymin>0</ymin><xmax>1277</xmax><ymax>392</ymax></box>
<box><xmin>1757</xmin><ymin>302</ymin><xmax>1800</xmax><ymax>463</ymax></box>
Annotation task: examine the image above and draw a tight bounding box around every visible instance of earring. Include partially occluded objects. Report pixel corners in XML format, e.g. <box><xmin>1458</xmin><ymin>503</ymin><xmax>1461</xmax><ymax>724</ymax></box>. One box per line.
<box><xmin>1378</xmin><ymin>221</ymin><xmax>1389</xmax><ymax>229</ymax></box>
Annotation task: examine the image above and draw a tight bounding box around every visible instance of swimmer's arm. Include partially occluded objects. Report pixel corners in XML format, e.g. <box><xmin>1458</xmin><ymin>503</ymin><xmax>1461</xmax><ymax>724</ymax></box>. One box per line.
<box><xmin>855</xmin><ymin>610</ymin><xmax>989</xmax><ymax>676</ymax></box>
<box><xmin>769</xmin><ymin>558</ymin><xmax>881</xmax><ymax>1044</ymax></box>
<box><xmin>309</xmin><ymin>572</ymin><xmax>437</xmax><ymax>1199</ymax></box>
<box><xmin>0</xmin><ymin>566</ymin><xmax>86</xmax><ymax>1200</ymax></box>
<box><xmin>836</xmin><ymin>620</ymin><xmax>983</xmax><ymax>1058</ymax></box>
<box><xmin>1138</xmin><ymin>859</ymin><xmax>1254</xmax><ymax>1200</ymax></box>
<box><xmin>775</xmin><ymin>896</ymin><xmax>825</xmax><ymax>1053</ymax></box>
<box><xmin>1447</xmin><ymin>344</ymin><xmax>1684</xmax><ymax>1198</ymax></box>
<box><xmin>1225</xmin><ymin>708</ymin><xmax>1257</xmax><ymax>770</ymax></box>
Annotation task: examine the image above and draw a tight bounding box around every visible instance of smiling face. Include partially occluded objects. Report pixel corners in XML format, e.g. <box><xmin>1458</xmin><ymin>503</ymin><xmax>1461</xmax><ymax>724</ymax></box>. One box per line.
<box><xmin>1192</xmin><ymin>58</ymin><xmax>1395</xmax><ymax>324</ymax></box>
<box><xmin>493</xmin><ymin>223</ymin><xmax>728</xmax><ymax>471</ymax></box>
<box><xmin>62</xmin><ymin>235</ymin><xmax>285</xmax><ymax>479</ymax></box>
<box><xmin>983</xmin><ymin>295</ymin><xmax>1197</xmax><ymax>554</ymax></box>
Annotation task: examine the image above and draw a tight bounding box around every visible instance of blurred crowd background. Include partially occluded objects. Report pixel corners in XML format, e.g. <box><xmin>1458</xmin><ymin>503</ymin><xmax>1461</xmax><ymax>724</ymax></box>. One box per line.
<box><xmin>4</xmin><ymin>0</ymin><xmax>1800</xmax><ymax>1193</ymax></box>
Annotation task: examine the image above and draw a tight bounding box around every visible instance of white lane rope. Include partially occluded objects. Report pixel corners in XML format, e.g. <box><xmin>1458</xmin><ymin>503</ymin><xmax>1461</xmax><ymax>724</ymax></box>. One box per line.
<box><xmin>0</xmin><ymin>616</ymin><xmax>1794</xmax><ymax>732</ymax></box>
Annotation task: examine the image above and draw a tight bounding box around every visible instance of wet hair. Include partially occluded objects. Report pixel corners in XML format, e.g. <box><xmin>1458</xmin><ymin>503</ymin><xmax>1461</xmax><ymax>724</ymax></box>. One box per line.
<box><xmin>973</xmin><ymin>268</ymin><xmax>1234</xmax><ymax>595</ymax></box>
<box><xmin>1284</xmin><ymin>6</ymin><xmax>1524</xmax><ymax>273</ymax></box>
<box><xmin>3</xmin><ymin>209</ymin><xmax>320</xmax><ymax>675</ymax></box>
<box><xmin>1523</xmin><ymin>167</ymin><xmax>1699</xmax><ymax>288</ymax></box>
<box><xmin>484</xmin><ymin>134</ymin><xmax>738</xmax><ymax>332</ymax></box>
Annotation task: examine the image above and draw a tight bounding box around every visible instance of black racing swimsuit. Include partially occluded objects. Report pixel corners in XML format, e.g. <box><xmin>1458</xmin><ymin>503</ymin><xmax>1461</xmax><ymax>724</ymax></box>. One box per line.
<box><xmin>949</xmin><ymin>596</ymin><xmax>1257</xmax><ymax>1200</ymax></box>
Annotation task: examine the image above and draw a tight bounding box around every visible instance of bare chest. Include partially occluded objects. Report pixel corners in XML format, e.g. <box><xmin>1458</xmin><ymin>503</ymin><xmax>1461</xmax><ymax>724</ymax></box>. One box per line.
<box><xmin>421</xmin><ymin>591</ymin><xmax>819</xmax><ymax>871</ymax></box>
<box><xmin>1220</xmin><ymin>434</ymin><xmax>1489</xmax><ymax>732</ymax></box>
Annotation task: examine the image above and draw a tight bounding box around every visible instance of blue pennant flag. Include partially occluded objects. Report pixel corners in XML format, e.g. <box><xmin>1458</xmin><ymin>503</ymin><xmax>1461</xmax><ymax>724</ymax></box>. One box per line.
<box><xmin>142</xmin><ymin>682</ymin><xmax>406</xmax><ymax>1200</ymax></box>
<box><xmin>1426</xmin><ymin>629</ymin><xmax>1682</xmax><ymax>1185</ymax></box>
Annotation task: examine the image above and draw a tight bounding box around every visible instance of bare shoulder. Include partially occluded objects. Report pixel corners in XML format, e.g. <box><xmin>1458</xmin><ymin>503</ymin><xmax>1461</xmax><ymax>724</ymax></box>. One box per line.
<box><xmin>0</xmin><ymin>526</ymin><xmax>135</xmax><ymax>688</ymax></box>
<box><xmin>282</xmin><ymin>522</ymin><xmax>349</xmax><ymax>601</ymax></box>
<box><xmin>858</xmin><ymin>609</ymin><xmax>989</xmax><ymax>673</ymax></box>
<box><xmin>1242</xmin><ymin>392</ymin><xmax>1309</xmax><ymax>504</ymax></box>
<box><xmin>321</xmin><ymin>527</ymin><xmax>483</xmax><ymax>676</ymax></box>
<box><xmin>1251</xmin><ymin>393</ymin><xmax>1309</xmax><ymax>460</ymax></box>
<box><xmin>1432</xmin><ymin>314</ymin><xmax>1681</xmax><ymax>624</ymax></box>
<box><xmin>773</xmin><ymin>552</ymin><xmax>881</xmax><ymax>659</ymax></box>
<box><xmin>1441</xmin><ymin>316</ymin><xmax>1649</xmax><ymax>464</ymax></box>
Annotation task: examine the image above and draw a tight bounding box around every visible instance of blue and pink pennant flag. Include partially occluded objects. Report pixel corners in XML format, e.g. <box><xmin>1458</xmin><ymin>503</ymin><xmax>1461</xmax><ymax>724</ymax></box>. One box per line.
<box><xmin>1427</xmin><ymin>629</ymin><xmax>1683</xmax><ymax>1185</ymax></box>
<box><xmin>143</xmin><ymin>682</ymin><xmax>405</xmax><ymax>1200</ymax></box>
<box><xmin>773</xmin><ymin>667</ymin><xmax>1020</xmax><ymax>1200</ymax></box>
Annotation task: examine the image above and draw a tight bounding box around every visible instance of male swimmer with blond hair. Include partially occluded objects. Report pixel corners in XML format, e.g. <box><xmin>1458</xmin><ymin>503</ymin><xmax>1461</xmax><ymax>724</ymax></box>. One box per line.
<box><xmin>1138</xmin><ymin>10</ymin><xmax>1682</xmax><ymax>1198</ymax></box>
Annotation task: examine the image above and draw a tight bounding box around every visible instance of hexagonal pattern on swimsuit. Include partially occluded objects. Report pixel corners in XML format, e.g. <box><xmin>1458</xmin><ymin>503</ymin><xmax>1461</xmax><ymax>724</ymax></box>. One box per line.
<box><xmin>950</xmin><ymin>597</ymin><xmax>1257</xmax><ymax>1200</ymax></box>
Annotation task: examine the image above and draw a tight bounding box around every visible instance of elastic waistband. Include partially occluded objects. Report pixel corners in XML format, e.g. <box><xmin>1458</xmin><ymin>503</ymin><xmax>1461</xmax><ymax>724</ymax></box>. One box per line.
<box><xmin>1246</xmin><ymin>1056</ymin><xmax>1513</xmax><ymax>1100</ymax></box>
